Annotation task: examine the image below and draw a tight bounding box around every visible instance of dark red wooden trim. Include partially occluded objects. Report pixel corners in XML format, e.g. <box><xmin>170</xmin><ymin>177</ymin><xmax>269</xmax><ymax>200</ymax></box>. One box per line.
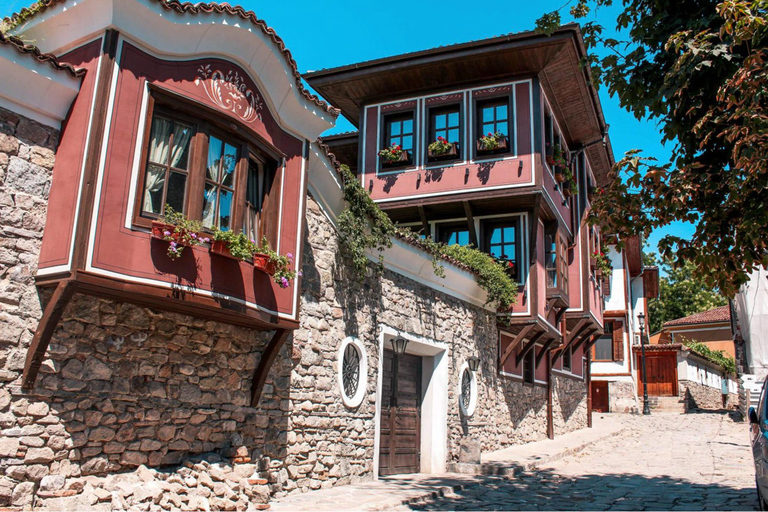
<box><xmin>499</xmin><ymin>323</ymin><xmax>536</xmax><ymax>369</ymax></box>
<box><xmin>72</xmin><ymin>30</ymin><xmax>119</xmax><ymax>273</ymax></box>
<box><xmin>516</xmin><ymin>330</ymin><xmax>545</xmax><ymax>367</ymax></box>
<box><xmin>547</xmin><ymin>349</ymin><xmax>554</xmax><ymax>439</ymax></box>
<box><xmin>22</xmin><ymin>280</ymin><xmax>77</xmax><ymax>390</ymax></box>
<box><xmin>571</xmin><ymin>327</ymin><xmax>598</xmax><ymax>354</ymax></box>
<box><xmin>536</xmin><ymin>337</ymin><xmax>555</xmax><ymax>368</ymax></box>
<box><xmin>250</xmin><ymin>328</ymin><xmax>290</xmax><ymax>407</ymax></box>
<box><xmin>462</xmin><ymin>201</ymin><xmax>478</xmax><ymax>248</ymax></box>
<box><xmin>566</xmin><ymin>318</ymin><xmax>589</xmax><ymax>345</ymax></box>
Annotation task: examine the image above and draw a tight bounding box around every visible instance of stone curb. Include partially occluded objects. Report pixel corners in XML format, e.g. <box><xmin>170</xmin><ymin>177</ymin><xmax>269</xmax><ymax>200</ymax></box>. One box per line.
<box><xmin>372</xmin><ymin>482</ymin><xmax>472</xmax><ymax>511</ymax></box>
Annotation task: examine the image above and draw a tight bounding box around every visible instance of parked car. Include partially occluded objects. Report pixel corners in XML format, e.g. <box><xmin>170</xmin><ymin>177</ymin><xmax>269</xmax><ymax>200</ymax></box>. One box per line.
<box><xmin>749</xmin><ymin>379</ymin><xmax>768</xmax><ymax>510</ymax></box>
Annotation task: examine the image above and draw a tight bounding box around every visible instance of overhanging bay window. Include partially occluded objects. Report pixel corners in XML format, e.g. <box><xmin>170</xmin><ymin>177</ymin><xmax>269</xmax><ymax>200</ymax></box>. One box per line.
<box><xmin>482</xmin><ymin>218</ymin><xmax>522</xmax><ymax>283</ymax></box>
<box><xmin>135</xmin><ymin>100</ymin><xmax>277</xmax><ymax>238</ymax></box>
<box><xmin>544</xmin><ymin>224</ymin><xmax>568</xmax><ymax>292</ymax></box>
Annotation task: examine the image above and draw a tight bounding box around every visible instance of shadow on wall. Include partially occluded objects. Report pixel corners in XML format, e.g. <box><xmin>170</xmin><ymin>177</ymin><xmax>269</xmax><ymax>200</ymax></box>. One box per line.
<box><xmin>391</xmin><ymin>468</ymin><xmax>757</xmax><ymax>511</ymax></box>
<box><xmin>21</xmin><ymin>293</ymin><xmax>287</xmax><ymax>479</ymax></box>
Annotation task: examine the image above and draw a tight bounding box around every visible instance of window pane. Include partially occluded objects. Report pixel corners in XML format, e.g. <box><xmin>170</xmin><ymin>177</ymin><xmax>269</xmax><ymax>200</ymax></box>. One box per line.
<box><xmin>142</xmin><ymin>164</ymin><xmax>166</xmax><ymax>214</ymax></box>
<box><xmin>448</xmin><ymin>112</ymin><xmax>459</xmax><ymax>126</ymax></box>
<box><xmin>497</xmin><ymin>122</ymin><xmax>508</xmax><ymax>136</ymax></box>
<box><xmin>436</xmin><ymin>115</ymin><xmax>446</xmax><ymax>130</ymax></box>
<box><xmin>170</xmin><ymin>123</ymin><xmax>192</xmax><ymax>169</ymax></box>
<box><xmin>594</xmin><ymin>334</ymin><xmax>613</xmax><ymax>360</ymax></box>
<box><xmin>202</xmin><ymin>182</ymin><xmax>217</xmax><ymax>228</ymax></box>
<box><xmin>222</xmin><ymin>143</ymin><xmax>238</xmax><ymax>187</ymax></box>
<box><xmin>219</xmin><ymin>188</ymin><xmax>233</xmax><ymax>231</ymax></box>
<box><xmin>402</xmin><ymin>135</ymin><xmax>412</xmax><ymax>151</ymax></box>
<box><xmin>448</xmin><ymin>129</ymin><xmax>459</xmax><ymax>143</ymax></box>
<box><xmin>148</xmin><ymin>117</ymin><xmax>172</xmax><ymax>165</ymax></box>
<box><xmin>403</xmin><ymin>119</ymin><xmax>413</xmax><ymax>133</ymax></box>
<box><xmin>207</xmin><ymin>136</ymin><xmax>223</xmax><ymax>181</ymax></box>
<box><xmin>482</xmin><ymin>123</ymin><xmax>495</xmax><ymax>135</ymax></box>
<box><xmin>496</xmin><ymin>105</ymin><xmax>508</xmax><ymax>120</ymax></box>
<box><xmin>166</xmin><ymin>171</ymin><xmax>186</xmax><ymax>214</ymax></box>
<box><xmin>391</xmin><ymin>122</ymin><xmax>401</xmax><ymax>137</ymax></box>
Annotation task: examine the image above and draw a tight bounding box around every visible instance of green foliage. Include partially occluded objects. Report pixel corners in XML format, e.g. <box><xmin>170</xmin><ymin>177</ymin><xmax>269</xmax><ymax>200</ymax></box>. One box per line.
<box><xmin>593</xmin><ymin>245</ymin><xmax>612</xmax><ymax>276</ymax></box>
<box><xmin>478</xmin><ymin>131</ymin><xmax>504</xmax><ymax>151</ymax></box>
<box><xmin>336</xmin><ymin>165</ymin><xmax>518</xmax><ymax>310</ymax></box>
<box><xmin>212</xmin><ymin>229</ymin><xmax>257</xmax><ymax>261</ymax></box>
<box><xmin>428</xmin><ymin>136</ymin><xmax>453</xmax><ymax>155</ymax></box>
<box><xmin>537</xmin><ymin>0</ymin><xmax>768</xmax><ymax>297</ymax></box>
<box><xmin>0</xmin><ymin>1</ymin><xmax>44</xmax><ymax>34</ymax></box>
<box><xmin>680</xmin><ymin>336</ymin><xmax>736</xmax><ymax>375</ymax></box>
<box><xmin>646</xmin><ymin>252</ymin><xmax>727</xmax><ymax>333</ymax></box>
<box><xmin>378</xmin><ymin>144</ymin><xmax>404</xmax><ymax>163</ymax></box>
<box><xmin>160</xmin><ymin>205</ymin><xmax>207</xmax><ymax>260</ymax></box>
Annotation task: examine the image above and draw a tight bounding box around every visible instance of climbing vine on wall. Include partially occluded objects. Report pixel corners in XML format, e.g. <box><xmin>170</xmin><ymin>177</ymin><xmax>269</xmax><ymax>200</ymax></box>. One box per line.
<box><xmin>336</xmin><ymin>164</ymin><xmax>518</xmax><ymax>310</ymax></box>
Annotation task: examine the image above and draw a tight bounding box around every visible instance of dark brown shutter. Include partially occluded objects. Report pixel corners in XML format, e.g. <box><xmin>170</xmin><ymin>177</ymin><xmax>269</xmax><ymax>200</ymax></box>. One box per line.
<box><xmin>612</xmin><ymin>320</ymin><xmax>624</xmax><ymax>361</ymax></box>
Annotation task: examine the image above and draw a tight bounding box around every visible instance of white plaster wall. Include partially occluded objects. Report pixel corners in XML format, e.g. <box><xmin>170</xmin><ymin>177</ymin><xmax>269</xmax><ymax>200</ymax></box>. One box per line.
<box><xmin>604</xmin><ymin>246</ymin><xmax>626</xmax><ymax>311</ymax></box>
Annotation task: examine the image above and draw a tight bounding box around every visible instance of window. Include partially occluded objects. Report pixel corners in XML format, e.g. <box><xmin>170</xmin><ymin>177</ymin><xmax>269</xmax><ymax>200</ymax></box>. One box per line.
<box><xmin>428</xmin><ymin>106</ymin><xmax>461</xmax><ymax>161</ymax></box>
<box><xmin>136</xmin><ymin>101</ymin><xmax>276</xmax><ymax>238</ymax></box>
<box><xmin>478</xmin><ymin>99</ymin><xmax>509</xmax><ymax>140</ymax></box>
<box><xmin>593</xmin><ymin>321</ymin><xmax>614</xmax><ymax>361</ymax></box>
<box><xmin>338</xmin><ymin>337</ymin><xmax>367</xmax><ymax>408</ymax></box>
<box><xmin>545</xmin><ymin>229</ymin><xmax>557</xmax><ymax>288</ymax></box>
<box><xmin>522</xmin><ymin>347</ymin><xmax>535</xmax><ymax>384</ymax></box>
<box><xmin>483</xmin><ymin>218</ymin><xmax>522</xmax><ymax>283</ymax></box>
<box><xmin>438</xmin><ymin>223</ymin><xmax>470</xmax><ymax>246</ymax></box>
<box><xmin>381</xmin><ymin>112</ymin><xmax>414</xmax><ymax>168</ymax></box>
<box><xmin>562</xmin><ymin>345</ymin><xmax>572</xmax><ymax>371</ymax></box>
<box><xmin>458</xmin><ymin>363</ymin><xmax>477</xmax><ymax>417</ymax></box>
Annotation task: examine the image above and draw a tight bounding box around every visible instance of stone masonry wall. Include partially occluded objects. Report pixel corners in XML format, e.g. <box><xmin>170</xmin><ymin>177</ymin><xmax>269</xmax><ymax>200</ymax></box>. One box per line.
<box><xmin>552</xmin><ymin>373</ymin><xmax>588</xmax><ymax>436</ymax></box>
<box><xmin>680</xmin><ymin>380</ymin><xmax>738</xmax><ymax>411</ymax></box>
<box><xmin>609</xmin><ymin>381</ymin><xmax>639</xmax><ymax>414</ymax></box>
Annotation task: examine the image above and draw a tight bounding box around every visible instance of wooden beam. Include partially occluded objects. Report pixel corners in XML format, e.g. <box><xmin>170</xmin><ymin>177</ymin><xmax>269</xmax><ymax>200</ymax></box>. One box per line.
<box><xmin>250</xmin><ymin>328</ymin><xmax>291</xmax><ymax>407</ymax></box>
<box><xmin>566</xmin><ymin>318</ymin><xmax>589</xmax><ymax>345</ymax></box>
<box><xmin>536</xmin><ymin>337</ymin><xmax>555</xmax><ymax>368</ymax></box>
<box><xmin>418</xmin><ymin>206</ymin><xmax>430</xmax><ymax>237</ymax></box>
<box><xmin>582</xmin><ymin>333</ymin><xmax>601</xmax><ymax>352</ymax></box>
<box><xmin>463</xmin><ymin>201</ymin><xmax>478</xmax><ymax>247</ymax></box>
<box><xmin>529</xmin><ymin>195</ymin><xmax>542</xmax><ymax>260</ymax></box>
<box><xmin>499</xmin><ymin>323</ymin><xmax>536</xmax><ymax>369</ymax></box>
<box><xmin>555</xmin><ymin>306</ymin><xmax>568</xmax><ymax>325</ymax></box>
<box><xmin>572</xmin><ymin>327</ymin><xmax>598</xmax><ymax>353</ymax></box>
<box><xmin>22</xmin><ymin>280</ymin><xmax>77</xmax><ymax>390</ymax></box>
<box><xmin>516</xmin><ymin>331</ymin><xmax>545</xmax><ymax>367</ymax></box>
<box><xmin>546</xmin><ymin>297</ymin><xmax>558</xmax><ymax>314</ymax></box>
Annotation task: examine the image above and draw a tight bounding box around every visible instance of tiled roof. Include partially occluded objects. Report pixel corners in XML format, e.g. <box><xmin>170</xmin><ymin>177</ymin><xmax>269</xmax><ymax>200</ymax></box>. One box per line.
<box><xmin>0</xmin><ymin>31</ymin><xmax>85</xmax><ymax>78</ymax></box>
<box><xmin>663</xmin><ymin>305</ymin><xmax>730</xmax><ymax>328</ymax></box>
<box><xmin>4</xmin><ymin>0</ymin><xmax>339</xmax><ymax>117</ymax></box>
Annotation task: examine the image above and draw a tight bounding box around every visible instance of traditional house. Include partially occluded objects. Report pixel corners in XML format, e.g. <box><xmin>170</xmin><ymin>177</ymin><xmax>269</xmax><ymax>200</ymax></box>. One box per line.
<box><xmin>0</xmin><ymin>0</ymin><xmax>615</xmax><ymax>507</ymax></box>
<box><xmin>589</xmin><ymin>237</ymin><xmax>658</xmax><ymax>413</ymax></box>
<box><xmin>652</xmin><ymin>306</ymin><xmax>734</xmax><ymax>357</ymax></box>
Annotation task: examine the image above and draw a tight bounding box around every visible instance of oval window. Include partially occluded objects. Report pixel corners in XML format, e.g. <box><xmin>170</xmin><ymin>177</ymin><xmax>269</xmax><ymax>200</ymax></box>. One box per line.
<box><xmin>337</xmin><ymin>337</ymin><xmax>367</xmax><ymax>408</ymax></box>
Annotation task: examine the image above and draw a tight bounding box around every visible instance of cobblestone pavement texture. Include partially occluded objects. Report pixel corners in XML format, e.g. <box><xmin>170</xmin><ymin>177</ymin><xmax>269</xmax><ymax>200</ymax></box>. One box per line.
<box><xmin>272</xmin><ymin>412</ymin><xmax>756</xmax><ymax>511</ymax></box>
<box><xmin>399</xmin><ymin>412</ymin><xmax>756</xmax><ymax>511</ymax></box>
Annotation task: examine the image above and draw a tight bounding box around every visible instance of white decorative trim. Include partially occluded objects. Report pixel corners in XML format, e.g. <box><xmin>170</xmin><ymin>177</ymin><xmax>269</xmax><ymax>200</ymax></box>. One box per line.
<box><xmin>195</xmin><ymin>64</ymin><xmax>263</xmax><ymax>124</ymax></box>
<box><xmin>458</xmin><ymin>362</ymin><xmax>478</xmax><ymax>417</ymax></box>
<box><xmin>338</xmin><ymin>336</ymin><xmax>367</xmax><ymax>409</ymax></box>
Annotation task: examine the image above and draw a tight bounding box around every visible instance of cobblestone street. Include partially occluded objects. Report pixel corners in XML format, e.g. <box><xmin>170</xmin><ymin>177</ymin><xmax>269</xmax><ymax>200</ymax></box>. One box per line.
<box><xmin>401</xmin><ymin>412</ymin><xmax>756</xmax><ymax>511</ymax></box>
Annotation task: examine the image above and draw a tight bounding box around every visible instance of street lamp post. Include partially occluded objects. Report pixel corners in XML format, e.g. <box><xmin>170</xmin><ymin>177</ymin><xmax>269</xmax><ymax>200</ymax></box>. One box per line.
<box><xmin>637</xmin><ymin>313</ymin><xmax>651</xmax><ymax>415</ymax></box>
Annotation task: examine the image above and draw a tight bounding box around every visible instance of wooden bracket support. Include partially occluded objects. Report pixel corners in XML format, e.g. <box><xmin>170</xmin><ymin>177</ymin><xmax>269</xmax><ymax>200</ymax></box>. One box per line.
<box><xmin>22</xmin><ymin>280</ymin><xmax>77</xmax><ymax>390</ymax></box>
<box><xmin>516</xmin><ymin>331</ymin><xmax>545</xmax><ymax>367</ymax></box>
<box><xmin>250</xmin><ymin>328</ymin><xmax>290</xmax><ymax>407</ymax></box>
<box><xmin>535</xmin><ymin>337</ymin><xmax>555</xmax><ymax>368</ymax></box>
<box><xmin>572</xmin><ymin>327</ymin><xmax>598</xmax><ymax>353</ymax></box>
<box><xmin>463</xmin><ymin>201</ymin><xmax>478</xmax><ymax>248</ymax></box>
<box><xmin>566</xmin><ymin>318</ymin><xmax>589</xmax><ymax>345</ymax></box>
<box><xmin>499</xmin><ymin>323</ymin><xmax>535</xmax><ymax>369</ymax></box>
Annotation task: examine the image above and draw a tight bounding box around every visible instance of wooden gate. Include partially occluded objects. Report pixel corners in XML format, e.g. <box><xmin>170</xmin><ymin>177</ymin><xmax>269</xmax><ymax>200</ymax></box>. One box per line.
<box><xmin>637</xmin><ymin>351</ymin><xmax>678</xmax><ymax>396</ymax></box>
<box><xmin>379</xmin><ymin>350</ymin><xmax>421</xmax><ymax>476</ymax></box>
<box><xmin>592</xmin><ymin>381</ymin><xmax>609</xmax><ymax>412</ymax></box>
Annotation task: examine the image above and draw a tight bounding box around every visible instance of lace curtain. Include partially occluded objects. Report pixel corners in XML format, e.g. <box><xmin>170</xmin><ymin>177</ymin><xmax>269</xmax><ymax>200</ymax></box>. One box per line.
<box><xmin>142</xmin><ymin>118</ymin><xmax>192</xmax><ymax>213</ymax></box>
<box><xmin>202</xmin><ymin>137</ymin><xmax>223</xmax><ymax>228</ymax></box>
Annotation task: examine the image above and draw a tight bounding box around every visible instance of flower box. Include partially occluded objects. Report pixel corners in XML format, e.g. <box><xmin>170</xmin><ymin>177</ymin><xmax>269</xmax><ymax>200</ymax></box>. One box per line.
<box><xmin>562</xmin><ymin>181</ymin><xmax>573</xmax><ymax>198</ymax></box>
<box><xmin>476</xmin><ymin>136</ymin><xmax>508</xmax><ymax>154</ymax></box>
<box><xmin>602</xmin><ymin>275</ymin><xmax>611</xmax><ymax>289</ymax></box>
<box><xmin>554</xmin><ymin>167</ymin><xmax>566</xmax><ymax>183</ymax></box>
<box><xmin>427</xmin><ymin>143</ymin><xmax>459</xmax><ymax>161</ymax></box>
<box><xmin>151</xmin><ymin>221</ymin><xmax>195</xmax><ymax>246</ymax></box>
<box><xmin>380</xmin><ymin>150</ymin><xmax>410</xmax><ymax>168</ymax></box>
<box><xmin>253</xmin><ymin>253</ymin><xmax>276</xmax><ymax>275</ymax></box>
<box><xmin>210</xmin><ymin>240</ymin><xmax>240</xmax><ymax>261</ymax></box>
<box><xmin>589</xmin><ymin>256</ymin><xmax>597</xmax><ymax>269</ymax></box>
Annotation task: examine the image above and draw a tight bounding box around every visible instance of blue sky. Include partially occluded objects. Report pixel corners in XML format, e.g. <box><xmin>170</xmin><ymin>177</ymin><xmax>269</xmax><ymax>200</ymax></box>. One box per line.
<box><xmin>2</xmin><ymin>0</ymin><xmax>696</xmax><ymax>257</ymax></box>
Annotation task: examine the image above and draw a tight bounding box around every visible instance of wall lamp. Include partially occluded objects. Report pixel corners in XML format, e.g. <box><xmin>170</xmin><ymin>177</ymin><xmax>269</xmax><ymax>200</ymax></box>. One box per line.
<box><xmin>467</xmin><ymin>356</ymin><xmax>480</xmax><ymax>372</ymax></box>
<box><xmin>392</xmin><ymin>336</ymin><xmax>409</xmax><ymax>355</ymax></box>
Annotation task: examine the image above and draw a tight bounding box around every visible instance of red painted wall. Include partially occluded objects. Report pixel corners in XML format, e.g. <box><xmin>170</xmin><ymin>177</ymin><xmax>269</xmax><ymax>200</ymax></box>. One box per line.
<box><xmin>363</xmin><ymin>82</ymin><xmax>534</xmax><ymax>202</ymax></box>
<box><xmin>69</xmin><ymin>41</ymin><xmax>303</xmax><ymax>318</ymax></box>
<box><xmin>38</xmin><ymin>39</ymin><xmax>102</xmax><ymax>271</ymax></box>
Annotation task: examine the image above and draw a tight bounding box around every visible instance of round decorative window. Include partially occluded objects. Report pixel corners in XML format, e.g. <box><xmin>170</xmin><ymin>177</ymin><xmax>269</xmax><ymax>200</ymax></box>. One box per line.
<box><xmin>458</xmin><ymin>361</ymin><xmax>478</xmax><ymax>417</ymax></box>
<box><xmin>337</xmin><ymin>337</ymin><xmax>367</xmax><ymax>408</ymax></box>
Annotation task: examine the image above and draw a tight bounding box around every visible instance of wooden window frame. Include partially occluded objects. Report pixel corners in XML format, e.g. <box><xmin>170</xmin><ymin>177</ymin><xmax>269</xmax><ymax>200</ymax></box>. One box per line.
<box><xmin>592</xmin><ymin>320</ymin><xmax>615</xmax><ymax>362</ymax></box>
<box><xmin>522</xmin><ymin>347</ymin><xmax>535</xmax><ymax>384</ymax></box>
<box><xmin>436</xmin><ymin>222</ymin><xmax>470</xmax><ymax>246</ymax></box>
<box><xmin>133</xmin><ymin>90</ymin><xmax>281</xmax><ymax>246</ymax></box>
<box><xmin>379</xmin><ymin>110</ymin><xmax>416</xmax><ymax>172</ymax></box>
<box><xmin>474</xmin><ymin>95</ymin><xmax>514</xmax><ymax>160</ymax></box>
<box><xmin>426</xmin><ymin>104</ymin><xmax>462</xmax><ymax>163</ymax></box>
<box><xmin>481</xmin><ymin>217</ymin><xmax>523</xmax><ymax>284</ymax></box>
<box><xmin>562</xmin><ymin>344</ymin><xmax>572</xmax><ymax>372</ymax></box>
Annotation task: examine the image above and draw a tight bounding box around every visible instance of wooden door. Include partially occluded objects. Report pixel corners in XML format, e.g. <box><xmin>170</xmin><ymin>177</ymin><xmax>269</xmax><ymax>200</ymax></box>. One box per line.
<box><xmin>637</xmin><ymin>352</ymin><xmax>678</xmax><ymax>396</ymax></box>
<box><xmin>379</xmin><ymin>350</ymin><xmax>421</xmax><ymax>476</ymax></box>
<box><xmin>592</xmin><ymin>381</ymin><xmax>609</xmax><ymax>412</ymax></box>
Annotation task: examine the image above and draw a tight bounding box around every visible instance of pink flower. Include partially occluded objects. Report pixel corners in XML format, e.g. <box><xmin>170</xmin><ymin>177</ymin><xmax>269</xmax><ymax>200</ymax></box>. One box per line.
<box><xmin>190</xmin><ymin>233</ymin><xmax>197</xmax><ymax>239</ymax></box>
<box><xmin>287</xmin><ymin>253</ymin><xmax>293</xmax><ymax>260</ymax></box>
<box><xmin>163</xmin><ymin>230</ymin><xmax>171</xmax><ymax>237</ymax></box>
<box><xmin>297</xmin><ymin>270</ymin><xmax>303</xmax><ymax>277</ymax></box>
<box><xmin>280</xmin><ymin>277</ymin><xmax>290</xmax><ymax>288</ymax></box>
<box><xmin>203</xmin><ymin>238</ymin><xmax>210</xmax><ymax>243</ymax></box>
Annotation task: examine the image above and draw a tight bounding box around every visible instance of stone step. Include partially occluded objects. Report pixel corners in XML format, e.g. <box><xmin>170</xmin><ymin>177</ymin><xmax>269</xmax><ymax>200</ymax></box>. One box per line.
<box><xmin>647</xmin><ymin>396</ymin><xmax>686</xmax><ymax>412</ymax></box>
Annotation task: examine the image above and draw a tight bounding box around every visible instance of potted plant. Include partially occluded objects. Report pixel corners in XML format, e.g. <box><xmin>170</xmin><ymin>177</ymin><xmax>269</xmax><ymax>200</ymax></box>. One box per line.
<box><xmin>210</xmin><ymin>229</ymin><xmax>257</xmax><ymax>261</ymax></box>
<box><xmin>561</xmin><ymin>166</ymin><xmax>578</xmax><ymax>198</ymax></box>
<box><xmin>378</xmin><ymin>144</ymin><xmax>409</xmax><ymax>167</ymax></box>
<box><xmin>594</xmin><ymin>245</ymin><xmax>613</xmax><ymax>282</ymax></box>
<box><xmin>254</xmin><ymin>237</ymin><xmax>300</xmax><ymax>288</ymax></box>
<box><xmin>476</xmin><ymin>131</ymin><xmax>508</xmax><ymax>153</ymax></box>
<box><xmin>427</xmin><ymin>136</ymin><xmax>459</xmax><ymax>160</ymax></box>
<box><xmin>546</xmin><ymin>143</ymin><xmax>568</xmax><ymax>182</ymax></box>
<box><xmin>151</xmin><ymin>205</ymin><xmax>208</xmax><ymax>260</ymax></box>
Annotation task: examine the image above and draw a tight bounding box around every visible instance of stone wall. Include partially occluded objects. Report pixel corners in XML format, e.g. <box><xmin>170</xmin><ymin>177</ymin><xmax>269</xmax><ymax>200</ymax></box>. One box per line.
<box><xmin>680</xmin><ymin>380</ymin><xmax>738</xmax><ymax>411</ymax></box>
<box><xmin>608</xmin><ymin>381</ymin><xmax>639</xmax><ymax>414</ymax></box>
<box><xmin>552</xmin><ymin>373</ymin><xmax>588</xmax><ymax>436</ymax></box>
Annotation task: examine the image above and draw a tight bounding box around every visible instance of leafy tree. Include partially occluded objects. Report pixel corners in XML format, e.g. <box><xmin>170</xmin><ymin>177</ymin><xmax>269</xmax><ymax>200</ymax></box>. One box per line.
<box><xmin>645</xmin><ymin>252</ymin><xmax>727</xmax><ymax>333</ymax></box>
<box><xmin>536</xmin><ymin>0</ymin><xmax>768</xmax><ymax>298</ymax></box>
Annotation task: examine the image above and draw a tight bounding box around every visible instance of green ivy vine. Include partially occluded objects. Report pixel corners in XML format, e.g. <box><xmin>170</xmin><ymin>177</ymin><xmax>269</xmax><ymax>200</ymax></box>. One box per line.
<box><xmin>681</xmin><ymin>337</ymin><xmax>736</xmax><ymax>375</ymax></box>
<box><xmin>336</xmin><ymin>164</ymin><xmax>518</xmax><ymax>310</ymax></box>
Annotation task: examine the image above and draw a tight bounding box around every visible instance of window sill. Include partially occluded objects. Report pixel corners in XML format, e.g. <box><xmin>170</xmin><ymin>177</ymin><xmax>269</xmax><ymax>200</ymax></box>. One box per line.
<box><xmin>473</xmin><ymin>151</ymin><xmax>513</xmax><ymax>162</ymax></box>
